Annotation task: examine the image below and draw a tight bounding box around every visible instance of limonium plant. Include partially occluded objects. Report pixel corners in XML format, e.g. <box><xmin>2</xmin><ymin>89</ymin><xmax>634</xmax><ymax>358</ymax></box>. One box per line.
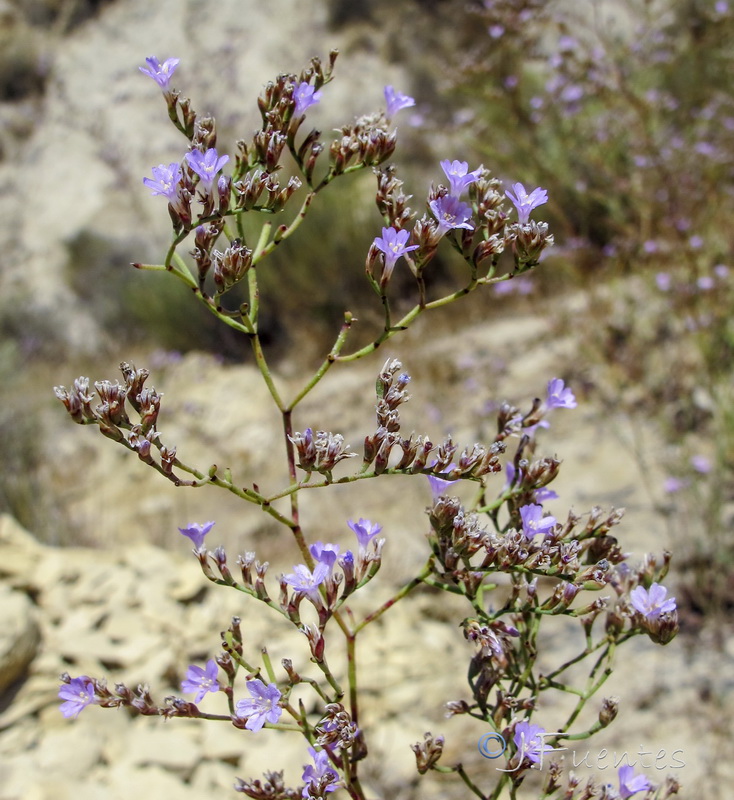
<box><xmin>54</xmin><ymin>51</ymin><xmax>681</xmax><ymax>800</ymax></box>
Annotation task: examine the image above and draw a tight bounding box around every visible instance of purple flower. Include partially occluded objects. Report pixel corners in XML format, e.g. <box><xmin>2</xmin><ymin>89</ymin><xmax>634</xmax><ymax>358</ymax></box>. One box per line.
<box><xmin>618</xmin><ymin>764</ymin><xmax>652</xmax><ymax>798</ymax></box>
<box><xmin>630</xmin><ymin>582</ymin><xmax>676</xmax><ymax>619</ymax></box>
<box><xmin>373</xmin><ymin>227</ymin><xmax>419</xmax><ymax>279</ymax></box>
<box><xmin>284</xmin><ymin>562</ymin><xmax>330</xmax><ymax>596</ymax></box>
<box><xmin>139</xmin><ymin>56</ymin><xmax>180</xmax><ymax>92</ymax></box>
<box><xmin>440</xmin><ymin>160</ymin><xmax>481</xmax><ymax>197</ymax></box>
<box><xmin>513</xmin><ymin>721</ymin><xmax>552</xmax><ymax>764</ymax></box>
<box><xmin>185</xmin><ymin>148</ymin><xmax>230</xmax><ymax>193</ymax></box>
<box><xmin>505</xmin><ymin>182</ymin><xmax>548</xmax><ymax>224</ymax></box>
<box><xmin>519</xmin><ymin>504</ymin><xmax>556</xmax><ymax>539</ymax></box>
<box><xmin>178</xmin><ymin>521</ymin><xmax>215</xmax><ymax>550</ymax></box>
<box><xmin>310</xmin><ymin>542</ymin><xmax>341</xmax><ymax>572</ymax></box>
<box><xmin>690</xmin><ymin>454</ymin><xmax>712</xmax><ymax>474</ymax></box>
<box><xmin>384</xmin><ymin>85</ymin><xmax>415</xmax><ymax>120</ymax></box>
<box><xmin>235</xmin><ymin>679</ymin><xmax>283</xmax><ymax>732</ymax></box>
<box><xmin>302</xmin><ymin>747</ymin><xmax>341</xmax><ymax>797</ymax></box>
<box><xmin>655</xmin><ymin>272</ymin><xmax>672</xmax><ymax>291</ymax></box>
<box><xmin>663</xmin><ymin>476</ymin><xmax>688</xmax><ymax>494</ymax></box>
<box><xmin>144</xmin><ymin>162</ymin><xmax>184</xmax><ymax>206</ymax></box>
<box><xmin>348</xmin><ymin>518</ymin><xmax>383</xmax><ymax>551</ymax></box>
<box><xmin>429</xmin><ymin>195</ymin><xmax>475</xmax><ymax>236</ymax></box>
<box><xmin>428</xmin><ymin>468</ymin><xmax>460</xmax><ymax>500</ymax></box>
<box><xmin>181</xmin><ymin>659</ymin><xmax>220</xmax><ymax>703</ymax></box>
<box><xmin>59</xmin><ymin>676</ymin><xmax>96</xmax><ymax>719</ymax></box>
<box><xmin>546</xmin><ymin>378</ymin><xmax>577</xmax><ymax>410</ymax></box>
<box><xmin>293</xmin><ymin>82</ymin><xmax>322</xmax><ymax>116</ymax></box>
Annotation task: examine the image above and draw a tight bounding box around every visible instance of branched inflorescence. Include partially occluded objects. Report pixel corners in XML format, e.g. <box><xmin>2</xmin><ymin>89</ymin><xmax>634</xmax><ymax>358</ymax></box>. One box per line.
<box><xmin>53</xmin><ymin>50</ymin><xmax>680</xmax><ymax>800</ymax></box>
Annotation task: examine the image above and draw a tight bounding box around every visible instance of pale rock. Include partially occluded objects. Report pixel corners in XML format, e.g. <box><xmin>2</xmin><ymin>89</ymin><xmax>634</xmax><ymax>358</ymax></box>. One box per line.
<box><xmin>111</xmin><ymin>718</ymin><xmax>202</xmax><ymax>775</ymax></box>
<box><xmin>0</xmin><ymin>514</ymin><xmax>45</xmax><ymax>588</ymax></box>
<box><xmin>35</xmin><ymin>725</ymin><xmax>104</xmax><ymax>778</ymax></box>
<box><xmin>0</xmin><ymin>585</ymin><xmax>40</xmax><ymax>692</ymax></box>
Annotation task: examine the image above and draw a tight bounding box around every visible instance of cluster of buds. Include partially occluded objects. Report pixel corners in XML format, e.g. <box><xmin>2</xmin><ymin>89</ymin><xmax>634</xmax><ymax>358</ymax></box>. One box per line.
<box><xmin>505</xmin><ymin>220</ymin><xmax>555</xmax><ymax>270</ymax></box>
<box><xmin>463</xmin><ymin>618</ymin><xmax>520</xmax><ymax>669</ymax></box>
<box><xmin>289</xmin><ymin>427</ymin><xmax>357</xmax><ymax>477</ymax></box>
<box><xmin>330</xmin><ymin>113</ymin><xmax>397</xmax><ymax>175</ymax></box>
<box><xmin>211</xmin><ymin>239</ymin><xmax>254</xmax><ymax>292</ymax></box>
<box><xmin>54</xmin><ymin>363</ymin><xmax>182</xmax><ymax>481</ymax></box>
<box><xmin>314</xmin><ymin>703</ymin><xmax>360</xmax><ymax>750</ymax></box>
<box><xmin>374</xmin><ymin>165</ymin><xmax>414</xmax><ymax>229</ymax></box>
<box><xmin>235</xmin><ymin>770</ymin><xmax>301</xmax><ymax>799</ymax></box>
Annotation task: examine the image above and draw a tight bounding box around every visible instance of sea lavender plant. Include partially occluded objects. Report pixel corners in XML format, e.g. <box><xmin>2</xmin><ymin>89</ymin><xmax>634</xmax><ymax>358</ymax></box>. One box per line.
<box><xmin>54</xmin><ymin>51</ymin><xmax>680</xmax><ymax>800</ymax></box>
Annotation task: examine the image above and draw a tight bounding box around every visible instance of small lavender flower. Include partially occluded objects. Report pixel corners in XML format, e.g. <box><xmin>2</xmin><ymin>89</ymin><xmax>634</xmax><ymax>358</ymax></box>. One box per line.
<box><xmin>505</xmin><ymin>182</ymin><xmax>548</xmax><ymax>224</ymax></box>
<box><xmin>139</xmin><ymin>56</ymin><xmax>180</xmax><ymax>92</ymax></box>
<box><xmin>690</xmin><ymin>454</ymin><xmax>712</xmax><ymax>474</ymax></box>
<box><xmin>618</xmin><ymin>764</ymin><xmax>652</xmax><ymax>798</ymax></box>
<box><xmin>630</xmin><ymin>583</ymin><xmax>676</xmax><ymax>619</ymax></box>
<box><xmin>235</xmin><ymin>679</ymin><xmax>283</xmax><ymax>732</ymax></box>
<box><xmin>144</xmin><ymin>162</ymin><xmax>183</xmax><ymax>205</ymax></box>
<box><xmin>373</xmin><ymin>227</ymin><xmax>418</xmax><ymax>279</ymax></box>
<box><xmin>428</xmin><ymin>465</ymin><xmax>459</xmax><ymax>500</ymax></box>
<box><xmin>302</xmin><ymin>746</ymin><xmax>341</xmax><ymax>797</ymax></box>
<box><xmin>384</xmin><ymin>85</ymin><xmax>415</xmax><ymax>120</ymax></box>
<box><xmin>284</xmin><ymin>562</ymin><xmax>330</xmax><ymax>596</ymax></box>
<box><xmin>178</xmin><ymin>520</ymin><xmax>215</xmax><ymax>550</ymax></box>
<box><xmin>546</xmin><ymin>377</ymin><xmax>577</xmax><ymax>410</ymax></box>
<box><xmin>663</xmin><ymin>476</ymin><xmax>689</xmax><ymax>494</ymax></box>
<box><xmin>59</xmin><ymin>676</ymin><xmax>96</xmax><ymax>719</ymax></box>
<box><xmin>429</xmin><ymin>195</ymin><xmax>475</xmax><ymax>236</ymax></box>
<box><xmin>440</xmin><ymin>160</ymin><xmax>482</xmax><ymax>197</ymax></box>
<box><xmin>519</xmin><ymin>504</ymin><xmax>556</xmax><ymax>539</ymax></box>
<box><xmin>513</xmin><ymin>720</ymin><xmax>552</xmax><ymax>764</ymax></box>
<box><xmin>655</xmin><ymin>272</ymin><xmax>672</xmax><ymax>291</ymax></box>
<box><xmin>310</xmin><ymin>542</ymin><xmax>341</xmax><ymax>572</ymax></box>
<box><xmin>185</xmin><ymin>148</ymin><xmax>230</xmax><ymax>193</ymax></box>
<box><xmin>181</xmin><ymin>659</ymin><xmax>220</xmax><ymax>703</ymax></box>
<box><xmin>348</xmin><ymin>518</ymin><xmax>383</xmax><ymax>551</ymax></box>
<box><xmin>293</xmin><ymin>82</ymin><xmax>322</xmax><ymax>116</ymax></box>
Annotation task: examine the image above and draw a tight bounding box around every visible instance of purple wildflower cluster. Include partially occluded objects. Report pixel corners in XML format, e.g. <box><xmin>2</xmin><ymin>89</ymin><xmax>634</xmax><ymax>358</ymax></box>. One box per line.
<box><xmin>53</xmin><ymin>48</ymin><xmax>684</xmax><ymax>800</ymax></box>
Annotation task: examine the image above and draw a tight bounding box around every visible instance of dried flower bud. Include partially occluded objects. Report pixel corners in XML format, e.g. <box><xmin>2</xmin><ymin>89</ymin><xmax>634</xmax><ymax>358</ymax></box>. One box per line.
<box><xmin>411</xmin><ymin>732</ymin><xmax>445</xmax><ymax>774</ymax></box>
<box><xmin>599</xmin><ymin>696</ymin><xmax>619</xmax><ymax>727</ymax></box>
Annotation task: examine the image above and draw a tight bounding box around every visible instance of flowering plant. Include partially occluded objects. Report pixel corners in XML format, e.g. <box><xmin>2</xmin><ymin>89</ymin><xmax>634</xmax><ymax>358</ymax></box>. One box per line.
<box><xmin>54</xmin><ymin>51</ymin><xmax>680</xmax><ymax>800</ymax></box>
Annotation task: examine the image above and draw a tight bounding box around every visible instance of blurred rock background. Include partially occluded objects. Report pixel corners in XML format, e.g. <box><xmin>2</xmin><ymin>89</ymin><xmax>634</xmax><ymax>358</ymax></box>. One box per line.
<box><xmin>1</xmin><ymin>0</ymin><xmax>733</xmax><ymax>798</ymax></box>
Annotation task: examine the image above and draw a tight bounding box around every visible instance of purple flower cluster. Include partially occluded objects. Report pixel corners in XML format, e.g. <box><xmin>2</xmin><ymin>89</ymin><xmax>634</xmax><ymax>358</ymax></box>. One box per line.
<box><xmin>302</xmin><ymin>746</ymin><xmax>341</xmax><ymax>797</ymax></box>
<box><xmin>372</xmin><ymin>227</ymin><xmax>418</xmax><ymax>281</ymax></box>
